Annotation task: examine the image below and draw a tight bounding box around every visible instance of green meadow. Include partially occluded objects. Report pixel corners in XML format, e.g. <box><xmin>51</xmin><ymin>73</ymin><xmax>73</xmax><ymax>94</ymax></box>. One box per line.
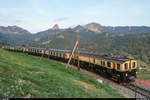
<box><xmin>0</xmin><ymin>48</ymin><xmax>124</xmax><ymax>98</ymax></box>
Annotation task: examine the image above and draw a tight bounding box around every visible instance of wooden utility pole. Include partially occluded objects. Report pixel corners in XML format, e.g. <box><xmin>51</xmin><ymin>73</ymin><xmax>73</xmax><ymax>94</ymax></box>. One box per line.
<box><xmin>76</xmin><ymin>32</ymin><xmax>80</xmax><ymax>70</ymax></box>
<box><xmin>66</xmin><ymin>41</ymin><xmax>78</xmax><ymax>67</ymax></box>
<box><xmin>67</xmin><ymin>32</ymin><xmax>80</xmax><ymax>70</ymax></box>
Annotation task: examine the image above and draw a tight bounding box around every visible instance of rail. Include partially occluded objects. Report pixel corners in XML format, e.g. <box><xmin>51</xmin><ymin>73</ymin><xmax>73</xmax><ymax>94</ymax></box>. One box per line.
<box><xmin>128</xmin><ymin>82</ymin><xmax>150</xmax><ymax>99</ymax></box>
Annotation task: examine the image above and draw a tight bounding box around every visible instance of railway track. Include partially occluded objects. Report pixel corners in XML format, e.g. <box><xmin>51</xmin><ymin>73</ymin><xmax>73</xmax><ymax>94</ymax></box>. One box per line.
<box><xmin>127</xmin><ymin>82</ymin><xmax>150</xmax><ymax>99</ymax></box>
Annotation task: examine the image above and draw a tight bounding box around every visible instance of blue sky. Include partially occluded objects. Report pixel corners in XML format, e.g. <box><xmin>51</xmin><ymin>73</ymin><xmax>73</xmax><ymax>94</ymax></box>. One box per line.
<box><xmin>0</xmin><ymin>0</ymin><xmax>150</xmax><ymax>33</ymax></box>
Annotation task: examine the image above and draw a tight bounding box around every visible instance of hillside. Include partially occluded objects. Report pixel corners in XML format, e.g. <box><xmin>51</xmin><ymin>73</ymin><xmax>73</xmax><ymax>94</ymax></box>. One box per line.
<box><xmin>0</xmin><ymin>25</ymin><xmax>32</xmax><ymax>45</ymax></box>
<box><xmin>26</xmin><ymin>29</ymin><xmax>150</xmax><ymax>64</ymax></box>
<box><xmin>0</xmin><ymin>48</ymin><xmax>124</xmax><ymax>98</ymax></box>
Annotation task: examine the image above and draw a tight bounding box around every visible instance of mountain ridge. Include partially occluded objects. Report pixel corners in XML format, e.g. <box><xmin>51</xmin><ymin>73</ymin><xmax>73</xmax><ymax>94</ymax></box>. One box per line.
<box><xmin>0</xmin><ymin>25</ymin><xmax>31</xmax><ymax>35</ymax></box>
<box><xmin>1</xmin><ymin>22</ymin><xmax>150</xmax><ymax>46</ymax></box>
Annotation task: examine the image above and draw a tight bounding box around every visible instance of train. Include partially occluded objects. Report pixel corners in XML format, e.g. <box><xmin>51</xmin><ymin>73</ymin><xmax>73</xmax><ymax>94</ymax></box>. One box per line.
<box><xmin>2</xmin><ymin>45</ymin><xmax>137</xmax><ymax>83</ymax></box>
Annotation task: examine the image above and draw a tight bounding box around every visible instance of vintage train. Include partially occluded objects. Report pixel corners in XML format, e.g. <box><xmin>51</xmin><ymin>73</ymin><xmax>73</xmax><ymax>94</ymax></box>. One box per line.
<box><xmin>2</xmin><ymin>46</ymin><xmax>137</xmax><ymax>83</ymax></box>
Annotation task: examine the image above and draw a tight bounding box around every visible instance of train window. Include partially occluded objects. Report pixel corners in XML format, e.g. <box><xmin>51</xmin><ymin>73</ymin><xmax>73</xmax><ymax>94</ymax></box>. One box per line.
<box><xmin>117</xmin><ymin>64</ymin><xmax>120</xmax><ymax>70</ymax></box>
<box><xmin>63</xmin><ymin>53</ymin><xmax>65</xmax><ymax>57</ymax></box>
<box><xmin>101</xmin><ymin>60</ymin><xmax>103</xmax><ymax>65</ymax></box>
<box><xmin>124</xmin><ymin>63</ymin><xmax>128</xmax><ymax>70</ymax></box>
<box><xmin>101</xmin><ymin>61</ymin><xmax>103</xmax><ymax>66</ymax></box>
<box><xmin>102</xmin><ymin>61</ymin><xmax>105</xmax><ymax>66</ymax></box>
<box><xmin>108</xmin><ymin>62</ymin><xmax>111</xmax><ymax>68</ymax></box>
<box><xmin>133</xmin><ymin>62</ymin><xmax>136</xmax><ymax>68</ymax></box>
<box><xmin>93</xmin><ymin>59</ymin><xmax>95</xmax><ymax>63</ymax></box>
<box><xmin>63</xmin><ymin>54</ymin><xmax>65</xmax><ymax>57</ymax></box>
<box><xmin>55</xmin><ymin>52</ymin><xmax>57</xmax><ymax>56</ymax></box>
<box><xmin>113</xmin><ymin>63</ymin><xmax>115</xmax><ymax>68</ymax></box>
<box><xmin>129</xmin><ymin>62</ymin><xmax>131</xmax><ymax>69</ymax></box>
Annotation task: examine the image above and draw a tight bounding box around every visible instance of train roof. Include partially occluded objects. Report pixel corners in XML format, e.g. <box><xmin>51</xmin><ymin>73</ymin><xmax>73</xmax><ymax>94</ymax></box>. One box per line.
<box><xmin>12</xmin><ymin>46</ymin><xmax>135</xmax><ymax>64</ymax></box>
<box><xmin>78</xmin><ymin>52</ymin><xmax>134</xmax><ymax>63</ymax></box>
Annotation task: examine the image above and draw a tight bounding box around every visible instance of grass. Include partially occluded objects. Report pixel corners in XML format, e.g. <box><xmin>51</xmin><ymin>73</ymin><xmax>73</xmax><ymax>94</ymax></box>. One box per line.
<box><xmin>137</xmin><ymin>69</ymin><xmax>150</xmax><ymax>80</ymax></box>
<box><xmin>136</xmin><ymin>60</ymin><xmax>150</xmax><ymax>80</ymax></box>
<box><xmin>0</xmin><ymin>48</ymin><xmax>124</xmax><ymax>98</ymax></box>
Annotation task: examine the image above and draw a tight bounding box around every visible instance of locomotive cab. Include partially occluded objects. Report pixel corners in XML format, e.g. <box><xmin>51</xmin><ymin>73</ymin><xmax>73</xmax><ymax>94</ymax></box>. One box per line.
<box><xmin>122</xmin><ymin>60</ymin><xmax>137</xmax><ymax>82</ymax></box>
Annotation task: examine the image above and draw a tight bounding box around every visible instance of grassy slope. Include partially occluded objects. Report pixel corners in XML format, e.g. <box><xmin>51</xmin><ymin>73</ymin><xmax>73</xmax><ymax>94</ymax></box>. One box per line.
<box><xmin>0</xmin><ymin>48</ymin><xmax>124</xmax><ymax>98</ymax></box>
<box><xmin>136</xmin><ymin>60</ymin><xmax>150</xmax><ymax>80</ymax></box>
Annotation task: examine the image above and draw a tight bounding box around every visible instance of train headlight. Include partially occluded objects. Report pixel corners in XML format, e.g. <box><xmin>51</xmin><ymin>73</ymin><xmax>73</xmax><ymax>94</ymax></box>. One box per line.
<box><xmin>125</xmin><ymin>73</ymin><xmax>128</xmax><ymax>77</ymax></box>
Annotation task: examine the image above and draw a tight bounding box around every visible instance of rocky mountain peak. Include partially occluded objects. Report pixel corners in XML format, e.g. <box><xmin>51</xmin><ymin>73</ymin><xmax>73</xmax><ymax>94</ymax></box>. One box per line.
<box><xmin>52</xmin><ymin>24</ymin><xmax>59</xmax><ymax>30</ymax></box>
<box><xmin>8</xmin><ymin>25</ymin><xmax>18</xmax><ymax>28</ymax></box>
<box><xmin>83</xmin><ymin>22</ymin><xmax>102</xmax><ymax>33</ymax></box>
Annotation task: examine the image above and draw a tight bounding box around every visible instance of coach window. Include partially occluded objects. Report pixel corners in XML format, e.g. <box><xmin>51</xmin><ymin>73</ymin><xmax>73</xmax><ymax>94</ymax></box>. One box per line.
<box><xmin>56</xmin><ymin>52</ymin><xmax>57</xmax><ymax>56</ymax></box>
<box><xmin>103</xmin><ymin>61</ymin><xmax>106</xmax><ymax>66</ymax></box>
<box><xmin>113</xmin><ymin>63</ymin><xmax>115</xmax><ymax>68</ymax></box>
<box><xmin>133</xmin><ymin>62</ymin><xmax>136</xmax><ymax>68</ymax></box>
<box><xmin>93</xmin><ymin>58</ymin><xmax>95</xmax><ymax>63</ymax></box>
<box><xmin>101</xmin><ymin>61</ymin><xmax>104</xmax><ymax>66</ymax></box>
<box><xmin>101</xmin><ymin>61</ymin><xmax>103</xmax><ymax>66</ymax></box>
<box><xmin>124</xmin><ymin>63</ymin><xmax>128</xmax><ymax>70</ymax></box>
<box><xmin>108</xmin><ymin>62</ymin><xmax>111</xmax><ymax>68</ymax></box>
<box><xmin>129</xmin><ymin>62</ymin><xmax>131</xmax><ymax>69</ymax></box>
<box><xmin>117</xmin><ymin>64</ymin><xmax>120</xmax><ymax>70</ymax></box>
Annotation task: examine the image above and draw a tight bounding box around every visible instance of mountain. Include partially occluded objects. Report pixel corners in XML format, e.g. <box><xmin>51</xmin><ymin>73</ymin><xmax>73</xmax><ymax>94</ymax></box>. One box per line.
<box><xmin>52</xmin><ymin>24</ymin><xmax>59</xmax><ymax>30</ymax></box>
<box><xmin>74</xmin><ymin>23</ymin><xmax>103</xmax><ymax>33</ymax></box>
<box><xmin>1</xmin><ymin>23</ymin><xmax>150</xmax><ymax>46</ymax></box>
<box><xmin>74</xmin><ymin>23</ymin><xmax>150</xmax><ymax>35</ymax></box>
<box><xmin>32</xmin><ymin>24</ymin><xmax>65</xmax><ymax>40</ymax></box>
<box><xmin>0</xmin><ymin>25</ymin><xmax>31</xmax><ymax>35</ymax></box>
<box><xmin>0</xmin><ymin>25</ymin><xmax>32</xmax><ymax>45</ymax></box>
<box><xmin>101</xmin><ymin>26</ymin><xmax>150</xmax><ymax>35</ymax></box>
<box><xmin>83</xmin><ymin>23</ymin><xmax>102</xmax><ymax>33</ymax></box>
